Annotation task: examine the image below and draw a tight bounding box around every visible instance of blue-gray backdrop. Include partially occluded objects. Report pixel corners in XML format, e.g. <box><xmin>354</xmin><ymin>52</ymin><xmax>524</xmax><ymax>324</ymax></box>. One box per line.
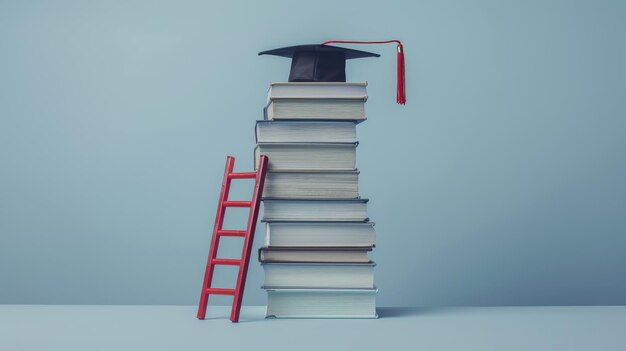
<box><xmin>1</xmin><ymin>0</ymin><xmax>625</xmax><ymax>306</ymax></box>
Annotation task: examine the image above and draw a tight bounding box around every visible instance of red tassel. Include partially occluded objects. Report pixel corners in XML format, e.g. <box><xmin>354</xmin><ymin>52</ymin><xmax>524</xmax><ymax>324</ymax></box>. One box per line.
<box><xmin>396</xmin><ymin>43</ymin><xmax>406</xmax><ymax>105</ymax></box>
<box><xmin>322</xmin><ymin>40</ymin><xmax>406</xmax><ymax>105</ymax></box>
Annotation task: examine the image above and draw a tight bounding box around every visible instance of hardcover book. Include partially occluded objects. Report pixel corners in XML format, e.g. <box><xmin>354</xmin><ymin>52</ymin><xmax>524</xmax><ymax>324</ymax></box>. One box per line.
<box><xmin>265</xmin><ymin>288</ymin><xmax>378</xmax><ymax>319</ymax></box>
<box><xmin>263</xmin><ymin>221</ymin><xmax>376</xmax><ymax>247</ymax></box>
<box><xmin>262</xmin><ymin>262</ymin><xmax>375</xmax><ymax>289</ymax></box>
<box><xmin>254</xmin><ymin>142</ymin><xmax>358</xmax><ymax>171</ymax></box>
<box><xmin>258</xmin><ymin>246</ymin><xmax>373</xmax><ymax>263</ymax></box>
<box><xmin>262</xmin><ymin>170</ymin><xmax>359</xmax><ymax>199</ymax></box>
<box><xmin>262</xmin><ymin>198</ymin><xmax>369</xmax><ymax>221</ymax></box>
<box><xmin>267</xmin><ymin>82</ymin><xmax>368</xmax><ymax>100</ymax></box>
<box><xmin>264</xmin><ymin>99</ymin><xmax>366</xmax><ymax>122</ymax></box>
<box><xmin>255</xmin><ymin>120</ymin><xmax>358</xmax><ymax>143</ymax></box>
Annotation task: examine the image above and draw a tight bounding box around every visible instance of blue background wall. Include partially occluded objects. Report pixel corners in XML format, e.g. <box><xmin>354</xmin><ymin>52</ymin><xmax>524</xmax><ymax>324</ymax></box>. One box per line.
<box><xmin>1</xmin><ymin>0</ymin><xmax>625</xmax><ymax>306</ymax></box>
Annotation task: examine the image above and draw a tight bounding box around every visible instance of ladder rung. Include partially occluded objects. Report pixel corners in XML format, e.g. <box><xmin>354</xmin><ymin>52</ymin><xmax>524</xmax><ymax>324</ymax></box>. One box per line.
<box><xmin>223</xmin><ymin>201</ymin><xmax>251</xmax><ymax>207</ymax></box>
<box><xmin>229</xmin><ymin>172</ymin><xmax>256</xmax><ymax>179</ymax></box>
<box><xmin>212</xmin><ymin>258</ymin><xmax>242</xmax><ymax>266</ymax></box>
<box><xmin>217</xmin><ymin>229</ymin><xmax>246</xmax><ymax>237</ymax></box>
<box><xmin>205</xmin><ymin>288</ymin><xmax>236</xmax><ymax>295</ymax></box>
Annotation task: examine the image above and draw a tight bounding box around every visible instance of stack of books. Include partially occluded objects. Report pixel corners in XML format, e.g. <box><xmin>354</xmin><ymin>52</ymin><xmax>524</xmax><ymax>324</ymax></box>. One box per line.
<box><xmin>254</xmin><ymin>82</ymin><xmax>377</xmax><ymax>318</ymax></box>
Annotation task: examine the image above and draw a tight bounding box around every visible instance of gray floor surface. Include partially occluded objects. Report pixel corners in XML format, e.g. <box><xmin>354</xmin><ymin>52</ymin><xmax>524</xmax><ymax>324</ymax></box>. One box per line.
<box><xmin>2</xmin><ymin>305</ymin><xmax>625</xmax><ymax>350</ymax></box>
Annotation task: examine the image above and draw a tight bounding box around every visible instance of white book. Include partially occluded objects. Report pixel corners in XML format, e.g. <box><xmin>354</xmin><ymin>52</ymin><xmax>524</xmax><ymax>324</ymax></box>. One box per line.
<box><xmin>259</xmin><ymin>246</ymin><xmax>372</xmax><ymax>263</ymax></box>
<box><xmin>265</xmin><ymin>99</ymin><xmax>365</xmax><ymax>121</ymax></box>
<box><xmin>262</xmin><ymin>262</ymin><xmax>375</xmax><ymax>289</ymax></box>
<box><xmin>255</xmin><ymin>120</ymin><xmax>357</xmax><ymax>143</ymax></box>
<box><xmin>267</xmin><ymin>82</ymin><xmax>368</xmax><ymax>100</ymax></box>
<box><xmin>266</xmin><ymin>288</ymin><xmax>378</xmax><ymax>319</ymax></box>
<box><xmin>262</xmin><ymin>199</ymin><xmax>369</xmax><ymax>221</ymax></box>
<box><xmin>254</xmin><ymin>143</ymin><xmax>357</xmax><ymax>171</ymax></box>
<box><xmin>263</xmin><ymin>170</ymin><xmax>359</xmax><ymax>199</ymax></box>
<box><xmin>263</xmin><ymin>221</ymin><xmax>376</xmax><ymax>247</ymax></box>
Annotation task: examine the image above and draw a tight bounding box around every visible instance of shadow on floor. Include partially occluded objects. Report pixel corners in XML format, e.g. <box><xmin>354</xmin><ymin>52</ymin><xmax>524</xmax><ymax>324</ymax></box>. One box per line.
<box><xmin>377</xmin><ymin>307</ymin><xmax>462</xmax><ymax>318</ymax></box>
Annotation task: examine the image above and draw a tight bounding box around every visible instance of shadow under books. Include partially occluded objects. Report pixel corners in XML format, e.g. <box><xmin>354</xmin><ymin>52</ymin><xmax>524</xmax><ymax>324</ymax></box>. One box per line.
<box><xmin>377</xmin><ymin>307</ymin><xmax>463</xmax><ymax>318</ymax></box>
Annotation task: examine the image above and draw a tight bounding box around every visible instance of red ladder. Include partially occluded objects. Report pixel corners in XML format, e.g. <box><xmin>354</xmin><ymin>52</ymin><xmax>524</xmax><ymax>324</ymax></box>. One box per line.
<box><xmin>197</xmin><ymin>155</ymin><xmax>268</xmax><ymax>323</ymax></box>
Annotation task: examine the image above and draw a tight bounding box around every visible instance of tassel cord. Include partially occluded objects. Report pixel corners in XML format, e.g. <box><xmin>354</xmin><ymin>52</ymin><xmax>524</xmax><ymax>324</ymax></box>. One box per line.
<box><xmin>322</xmin><ymin>40</ymin><xmax>406</xmax><ymax>105</ymax></box>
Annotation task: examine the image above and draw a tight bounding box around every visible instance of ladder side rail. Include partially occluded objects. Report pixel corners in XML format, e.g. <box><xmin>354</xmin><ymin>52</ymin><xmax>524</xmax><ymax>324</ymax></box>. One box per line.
<box><xmin>197</xmin><ymin>156</ymin><xmax>235</xmax><ymax>319</ymax></box>
<box><xmin>230</xmin><ymin>155</ymin><xmax>268</xmax><ymax>322</ymax></box>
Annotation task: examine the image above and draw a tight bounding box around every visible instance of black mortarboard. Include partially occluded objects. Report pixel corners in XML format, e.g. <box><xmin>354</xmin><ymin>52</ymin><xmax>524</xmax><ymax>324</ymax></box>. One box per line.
<box><xmin>259</xmin><ymin>40</ymin><xmax>406</xmax><ymax>104</ymax></box>
<box><xmin>258</xmin><ymin>44</ymin><xmax>380</xmax><ymax>83</ymax></box>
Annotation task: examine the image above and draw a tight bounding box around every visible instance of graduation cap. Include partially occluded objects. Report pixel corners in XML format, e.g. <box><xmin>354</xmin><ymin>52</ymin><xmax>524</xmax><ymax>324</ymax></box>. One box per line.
<box><xmin>259</xmin><ymin>40</ymin><xmax>406</xmax><ymax>104</ymax></box>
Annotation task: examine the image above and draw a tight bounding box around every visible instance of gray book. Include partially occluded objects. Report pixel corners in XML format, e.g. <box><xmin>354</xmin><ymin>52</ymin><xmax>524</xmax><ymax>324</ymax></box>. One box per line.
<box><xmin>262</xmin><ymin>170</ymin><xmax>359</xmax><ymax>199</ymax></box>
<box><xmin>258</xmin><ymin>246</ymin><xmax>373</xmax><ymax>263</ymax></box>
<box><xmin>265</xmin><ymin>82</ymin><xmax>368</xmax><ymax>122</ymax></box>
<box><xmin>262</xmin><ymin>198</ymin><xmax>369</xmax><ymax>221</ymax></box>
<box><xmin>264</xmin><ymin>99</ymin><xmax>366</xmax><ymax>122</ymax></box>
<box><xmin>267</xmin><ymin>82</ymin><xmax>368</xmax><ymax>100</ymax></box>
<box><xmin>262</xmin><ymin>262</ymin><xmax>375</xmax><ymax>289</ymax></box>
<box><xmin>255</xmin><ymin>120</ymin><xmax>358</xmax><ymax>143</ymax></box>
<box><xmin>263</xmin><ymin>221</ymin><xmax>376</xmax><ymax>247</ymax></box>
<box><xmin>254</xmin><ymin>142</ymin><xmax>357</xmax><ymax>171</ymax></box>
<box><xmin>265</xmin><ymin>288</ymin><xmax>378</xmax><ymax>319</ymax></box>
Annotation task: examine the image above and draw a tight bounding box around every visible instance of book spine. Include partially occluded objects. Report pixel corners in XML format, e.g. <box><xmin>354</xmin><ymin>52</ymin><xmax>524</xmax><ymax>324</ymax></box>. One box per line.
<box><xmin>263</xmin><ymin>102</ymin><xmax>270</xmax><ymax>121</ymax></box>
